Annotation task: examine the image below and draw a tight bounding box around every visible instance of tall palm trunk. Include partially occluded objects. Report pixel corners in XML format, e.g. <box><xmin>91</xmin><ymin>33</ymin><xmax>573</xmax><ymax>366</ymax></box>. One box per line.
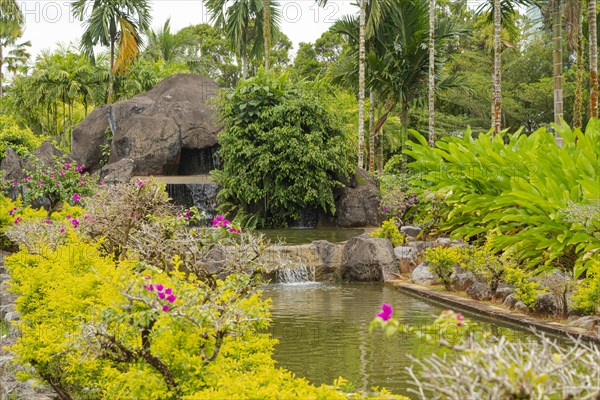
<box><xmin>0</xmin><ymin>45</ymin><xmax>3</xmax><ymax>100</ymax></box>
<box><xmin>263</xmin><ymin>0</ymin><xmax>270</xmax><ymax>70</ymax></box>
<box><xmin>108</xmin><ymin>37</ymin><xmax>115</xmax><ymax>103</ymax></box>
<box><xmin>492</xmin><ymin>0</ymin><xmax>502</xmax><ymax>136</ymax></box>
<box><xmin>357</xmin><ymin>0</ymin><xmax>366</xmax><ymax>169</ymax></box>
<box><xmin>573</xmin><ymin>2</ymin><xmax>583</xmax><ymax>129</ymax></box>
<box><xmin>401</xmin><ymin>101</ymin><xmax>409</xmax><ymax>166</ymax></box>
<box><xmin>369</xmin><ymin>91</ymin><xmax>375</xmax><ymax>172</ymax></box>
<box><xmin>552</xmin><ymin>0</ymin><xmax>564</xmax><ymax>124</ymax></box>
<box><xmin>428</xmin><ymin>0</ymin><xmax>436</xmax><ymax>146</ymax></box>
<box><xmin>590</xmin><ymin>0</ymin><xmax>598</xmax><ymax>119</ymax></box>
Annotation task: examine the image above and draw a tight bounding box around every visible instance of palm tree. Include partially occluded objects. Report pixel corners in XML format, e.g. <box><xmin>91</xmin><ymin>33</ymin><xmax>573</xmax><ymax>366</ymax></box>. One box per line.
<box><xmin>205</xmin><ymin>0</ymin><xmax>280</xmax><ymax>78</ymax></box>
<box><xmin>332</xmin><ymin>0</ymin><xmax>464</xmax><ymax>166</ymax></box>
<box><xmin>72</xmin><ymin>0</ymin><xmax>152</xmax><ymax>103</ymax></box>
<box><xmin>358</xmin><ymin>0</ymin><xmax>366</xmax><ymax>169</ymax></box>
<box><xmin>144</xmin><ymin>18</ymin><xmax>183</xmax><ymax>63</ymax></box>
<box><xmin>428</xmin><ymin>0</ymin><xmax>436</xmax><ymax>145</ymax></box>
<box><xmin>590</xmin><ymin>0</ymin><xmax>598</xmax><ymax>119</ymax></box>
<box><xmin>480</xmin><ymin>0</ymin><xmax>536</xmax><ymax>135</ymax></box>
<box><xmin>0</xmin><ymin>0</ymin><xmax>26</xmax><ymax>100</ymax></box>
<box><xmin>565</xmin><ymin>0</ymin><xmax>583</xmax><ymax>127</ymax></box>
<box><xmin>551</xmin><ymin>0</ymin><xmax>563</xmax><ymax>124</ymax></box>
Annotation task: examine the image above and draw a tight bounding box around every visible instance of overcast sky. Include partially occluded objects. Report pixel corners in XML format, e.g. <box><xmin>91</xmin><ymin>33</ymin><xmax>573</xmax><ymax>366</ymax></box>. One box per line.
<box><xmin>16</xmin><ymin>0</ymin><xmax>358</xmax><ymax>59</ymax></box>
<box><xmin>16</xmin><ymin>0</ymin><xmax>489</xmax><ymax>60</ymax></box>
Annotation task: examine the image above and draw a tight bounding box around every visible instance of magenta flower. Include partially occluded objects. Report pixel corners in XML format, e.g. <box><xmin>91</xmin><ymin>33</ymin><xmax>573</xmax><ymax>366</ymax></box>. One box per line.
<box><xmin>145</xmin><ymin>284</ymin><xmax>154</xmax><ymax>292</ymax></box>
<box><xmin>98</xmin><ymin>181</ymin><xmax>104</xmax><ymax>187</ymax></box>
<box><xmin>456</xmin><ymin>312</ymin><xmax>465</xmax><ymax>327</ymax></box>
<box><xmin>137</xmin><ymin>180</ymin><xmax>145</xmax><ymax>187</ymax></box>
<box><xmin>75</xmin><ymin>165</ymin><xmax>84</xmax><ymax>172</ymax></box>
<box><xmin>56</xmin><ymin>181</ymin><xmax>61</xmax><ymax>186</ymax></box>
<box><xmin>11</xmin><ymin>180</ymin><xmax>17</xmax><ymax>186</ymax></box>
<box><xmin>71</xmin><ymin>218</ymin><xmax>80</xmax><ymax>228</ymax></box>
<box><xmin>80</xmin><ymin>180</ymin><xmax>87</xmax><ymax>186</ymax></box>
<box><xmin>72</xmin><ymin>193</ymin><xmax>81</xmax><ymax>202</ymax></box>
<box><xmin>44</xmin><ymin>219</ymin><xmax>52</xmax><ymax>225</ymax></box>
<box><xmin>13</xmin><ymin>217</ymin><xmax>22</xmax><ymax>225</ymax></box>
<box><xmin>158</xmin><ymin>292</ymin><xmax>166</xmax><ymax>299</ymax></box>
<box><xmin>60</xmin><ymin>228</ymin><xmax>66</xmax><ymax>233</ymax></box>
<box><xmin>377</xmin><ymin>303</ymin><xmax>393</xmax><ymax>321</ymax></box>
<box><xmin>162</xmin><ymin>305</ymin><xmax>170</xmax><ymax>312</ymax></box>
<box><xmin>144</xmin><ymin>275</ymin><xmax>151</xmax><ymax>280</ymax></box>
<box><xmin>166</xmin><ymin>294</ymin><xmax>176</xmax><ymax>303</ymax></box>
<box><xmin>66</xmin><ymin>214</ymin><xmax>71</xmax><ymax>220</ymax></box>
<box><xmin>165</xmin><ymin>288</ymin><xmax>172</xmax><ymax>295</ymax></box>
<box><xmin>23</xmin><ymin>176</ymin><xmax>31</xmax><ymax>183</ymax></box>
<box><xmin>156</xmin><ymin>284</ymin><xmax>164</xmax><ymax>292</ymax></box>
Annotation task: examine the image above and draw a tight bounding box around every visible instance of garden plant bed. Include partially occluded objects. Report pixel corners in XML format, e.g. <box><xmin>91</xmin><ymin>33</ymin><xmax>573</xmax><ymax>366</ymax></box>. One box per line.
<box><xmin>390</xmin><ymin>280</ymin><xmax>600</xmax><ymax>343</ymax></box>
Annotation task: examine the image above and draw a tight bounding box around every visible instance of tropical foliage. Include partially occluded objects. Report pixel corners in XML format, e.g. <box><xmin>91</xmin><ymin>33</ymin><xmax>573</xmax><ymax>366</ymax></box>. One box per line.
<box><xmin>213</xmin><ymin>70</ymin><xmax>354</xmax><ymax>227</ymax></box>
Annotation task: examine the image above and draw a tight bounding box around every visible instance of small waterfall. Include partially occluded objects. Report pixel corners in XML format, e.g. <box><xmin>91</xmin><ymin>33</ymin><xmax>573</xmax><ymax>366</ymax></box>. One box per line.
<box><xmin>166</xmin><ymin>182</ymin><xmax>219</xmax><ymax>221</ymax></box>
<box><xmin>275</xmin><ymin>265</ymin><xmax>316</xmax><ymax>284</ymax></box>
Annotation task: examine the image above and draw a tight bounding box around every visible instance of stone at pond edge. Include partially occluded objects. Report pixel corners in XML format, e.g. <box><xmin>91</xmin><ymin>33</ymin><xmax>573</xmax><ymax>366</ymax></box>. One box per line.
<box><xmin>400</xmin><ymin>225</ymin><xmax>421</xmax><ymax>239</ymax></box>
<box><xmin>568</xmin><ymin>316</ymin><xmax>600</xmax><ymax>331</ymax></box>
<box><xmin>493</xmin><ymin>287</ymin><xmax>513</xmax><ymax>302</ymax></box>
<box><xmin>503</xmin><ymin>294</ymin><xmax>517</xmax><ymax>309</ymax></box>
<box><xmin>514</xmin><ymin>300</ymin><xmax>529</xmax><ymax>313</ymax></box>
<box><xmin>466</xmin><ymin>282</ymin><xmax>492</xmax><ymax>301</ymax></box>
<box><xmin>342</xmin><ymin>234</ymin><xmax>396</xmax><ymax>282</ymax></box>
<box><xmin>533</xmin><ymin>293</ymin><xmax>560</xmax><ymax>316</ymax></box>
<box><xmin>411</xmin><ymin>262</ymin><xmax>437</xmax><ymax>286</ymax></box>
<box><xmin>309</xmin><ymin>240</ymin><xmax>342</xmax><ymax>281</ymax></box>
<box><xmin>394</xmin><ymin>246</ymin><xmax>418</xmax><ymax>273</ymax></box>
<box><xmin>452</xmin><ymin>271</ymin><xmax>476</xmax><ymax>292</ymax></box>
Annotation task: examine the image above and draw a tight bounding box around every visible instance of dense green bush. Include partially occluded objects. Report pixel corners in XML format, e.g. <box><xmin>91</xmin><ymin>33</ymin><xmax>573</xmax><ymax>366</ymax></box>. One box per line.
<box><xmin>213</xmin><ymin>70</ymin><xmax>354</xmax><ymax>227</ymax></box>
<box><xmin>0</xmin><ymin>115</ymin><xmax>45</xmax><ymax>158</ymax></box>
<box><xmin>406</xmin><ymin>122</ymin><xmax>600</xmax><ymax>277</ymax></box>
<box><xmin>370</xmin><ymin>218</ymin><xmax>404</xmax><ymax>246</ymax></box>
<box><xmin>424</xmin><ymin>246</ymin><xmax>462</xmax><ymax>289</ymax></box>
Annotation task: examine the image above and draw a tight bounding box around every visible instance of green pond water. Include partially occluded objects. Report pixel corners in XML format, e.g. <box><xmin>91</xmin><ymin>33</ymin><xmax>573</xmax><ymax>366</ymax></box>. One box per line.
<box><xmin>262</xmin><ymin>283</ymin><xmax>534</xmax><ymax>398</ymax></box>
<box><xmin>258</xmin><ymin>228</ymin><xmax>365</xmax><ymax>245</ymax></box>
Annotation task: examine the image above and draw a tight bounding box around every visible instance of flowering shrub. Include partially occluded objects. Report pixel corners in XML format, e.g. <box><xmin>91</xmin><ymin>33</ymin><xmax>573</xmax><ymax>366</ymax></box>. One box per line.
<box><xmin>20</xmin><ymin>156</ymin><xmax>97</xmax><ymax>214</ymax></box>
<box><xmin>370</xmin><ymin>218</ymin><xmax>404</xmax><ymax>246</ymax></box>
<box><xmin>379</xmin><ymin>173</ymin><xmax>421</xmax><ymax>224</ymax></box>
<box><xmin>504</xmin><ymin>266</ymin><xmax>545</xmax><ymax>307</ymax></box>
<box><xmin>572</xmin><ymin>259</ymin><xmax>600</xmax><ymax>314</ymax></box>
<box><xmin>424</xmin><ymin>246</ymin><xmax>462</xmax><ymax>289</ymax></box>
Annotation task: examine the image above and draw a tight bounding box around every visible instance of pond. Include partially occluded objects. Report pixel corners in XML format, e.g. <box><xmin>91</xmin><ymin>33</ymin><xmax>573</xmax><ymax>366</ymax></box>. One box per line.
<box><xmin>258</xmin><ymin>228</ymin><xmax>365</xmax><ymax>245</ymax></box>
<box><xmin>262</xmin><ymin>283</ymin><xmax>534</xmax><ymax>398</ymax></box>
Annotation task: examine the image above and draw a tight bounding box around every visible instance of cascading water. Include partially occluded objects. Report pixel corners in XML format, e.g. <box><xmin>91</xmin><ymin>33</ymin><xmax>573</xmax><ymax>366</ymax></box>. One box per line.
<box><xmin>274</xmin><ymin>265</ymin><xmax>316</xmax><ymax>284</ymax></box>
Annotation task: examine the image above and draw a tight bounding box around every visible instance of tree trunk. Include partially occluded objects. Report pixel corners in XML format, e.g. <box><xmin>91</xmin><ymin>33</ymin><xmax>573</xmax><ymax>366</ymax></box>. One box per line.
<box><xmin>263</xmin><ymin>0</ymin><xmax>270</xmax><ymax>70</ymax></box>
<box><xmin>0</xmin><ymin>45</ymin><xmax>4</xmax><ymax>100</ymax></box>
<box><xmin>357</xmin><ymin>0</ymin><xmax>366</xmax><ymax>170</ymax></box>
<box><xmin>428</xmin><ymin>0</ymin><xmax>436</xmax><ymax>146</ymax></box>
<box><xmin>242</xmin><ymin>55</ymin><xmax>248</xmax><ymax>79</ymax></box>
<box><xmin>553</xmin><ymin>0</ymin><xmax>564</xmax><ymax>125</ymax></box>
<box><xmin>492</xmin><ymin>0</ymin><xmax>502</xmax><ymax>136</ymax></box>
<box><xmin>574</xmin><ymin>2</ymin><xmax>583</xmax><ymax>129</ymax></box>
<box><xmin>108</xmin><ymin>37</ymin><xmax>115</xmax><ymax>103</ymax></box>
<box><xmin>401</xmin><ymin>101</ymin><xmax>409</xmax><ymax>167</ymax></box>
<box><xmin>369</xmin><ymin>91</ymin><xmax>375</xmax><ymax>172</ymax></box>
<box><xmin>590</xmin><ymin>0</ymin><xmax>598</xmax><ymax>119</ymax></box>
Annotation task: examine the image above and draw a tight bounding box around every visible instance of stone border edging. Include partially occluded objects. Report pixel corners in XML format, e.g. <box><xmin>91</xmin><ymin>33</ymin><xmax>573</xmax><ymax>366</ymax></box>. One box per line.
<box><xmin>389</xmin><ymin>280</ymin><xmax>600</xmax><ymax>344</ymax></box>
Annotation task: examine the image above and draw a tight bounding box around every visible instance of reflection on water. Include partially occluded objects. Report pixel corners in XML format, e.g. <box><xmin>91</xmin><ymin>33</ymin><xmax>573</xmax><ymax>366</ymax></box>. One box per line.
<box><xmin>262</xmin><ymin>283</ymin><xmax>533</xmax><ymax>398</ymax></box>
<box><xmin>258</xmin><ymin>228</ymin><xmax>365</xmax><ymax>245</ymax></box>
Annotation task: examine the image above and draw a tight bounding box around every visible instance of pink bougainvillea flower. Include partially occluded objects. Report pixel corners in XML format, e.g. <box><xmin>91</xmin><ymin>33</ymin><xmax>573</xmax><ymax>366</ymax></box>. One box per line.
<box><xmin>456</xmin><ymin>312</ymin><xmax>465</xmax><ymax>327</ymax></box>
<box><xmin>165</xmin><ymin>288</ymin><xmax>172</xmax><ymax>295</ymax></box>
<box><xmin>156</xmin><ymin>284</ymin><xmax>164</xmax><ymax>292</ymax></box>
<box><xmin>11</xmin><ymin>180</ymin><xmax>18</xmax><ymax>186</ymax></box>
<box><xmin>75</xmin><ymin>165</ymin><xmax>84</xmax><ymax>172</ymax></box>
<box><xmin>60</xmin><ymin>228</ymin><xmax>66</xmax><ymax>233</ymax></box>
<box><xmin>71</xmin><ymin>218</ymin><xmax>80</xmax><ymax>228</ymax></box>
<box><xmin>158</xmin><ymin>292</ymin><xmax>166</xmax><ymax>299</ymax></box>
<box><xmin>66</xmin><ymin>214</ymin><xmax>71</xmax><ymax>219</ymax></box>
<box><xmin>145</xmin><ymin>284</ymin><xmax>154</xmax><ymax>292</ymax></box>
<box><xmin>137</xmin><ymin>180</ymin><xmax>145</xmax><ymax>187</ymax></box>
<box><xmin>72</xmin><ymin>193</ymin><xmax>81</xmax><ymax>202</ymax></box>
<box><xmin>80</xmin><ymin>180</ymin><xmax>87</xmax><ymax>186</ymax></box>
<box><xmin>23</xmin><ymin>176</ymin><xmax>31</xmax><ymax>183</ymax></box>
<box><xmin>56</xmin><ymin>181</ymin><xmax>61</xmax><ymax>186</ymax></box>
<box><xmin>377</xmin><ymin>303</ymin><xmax>393</xmax><ymax>321</ymax></box>
<box><xmin>13</xmin><ymin>217</ymin><xmax>22</xmax><ymax>225</ymax></box>
<box><xmin>166</xmin><ymin>294</ymin><xmax>176</xmax><ymax>303</ymax></box>
<box><xmin>44</xmin><ymin>219</ymin><xmax>52</xmax><ymax>225</ymax></box>
<box><xmin>98</xmin><ymin>181</ymin><xmax>104</xmax><ymax>187</ymax></box>
<box><xmin>144</xmin><ymin>275</ymin><xmax>151</xmax><ymax>280</ymax></box>
<box><xmin>162</xmin><ymin>305</ymin><xmax>170</xmax><ymax>312</ymax></box>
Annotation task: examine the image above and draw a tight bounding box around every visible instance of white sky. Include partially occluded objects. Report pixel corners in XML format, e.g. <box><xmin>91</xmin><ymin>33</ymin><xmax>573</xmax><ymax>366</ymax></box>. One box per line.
<box><xmin>16</xmin><ymin>0</ymin><xmax>488</xmax><ymax>60</ymax></box>
<box><xmin>16</xmin><ymin>0</ymin><xmax>358</xmax><ymax>59</ymax></box>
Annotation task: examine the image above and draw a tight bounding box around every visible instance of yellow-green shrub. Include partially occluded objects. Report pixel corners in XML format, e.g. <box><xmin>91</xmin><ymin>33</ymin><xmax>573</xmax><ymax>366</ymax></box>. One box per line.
<box><xmin>370</xmin><ymin>219</ymin><xmax>404</xmax><ymax>246</ymax></box>
<box><xmin>424</xmin><ymin>246</ymin><xmax>462</xmax><ymax>288</ymax></box>
<box><xmin>572</xmin><ymin>259</ymin><xmax>600</xmax><ymax>314</ymax></box>
<box><xmin>505</xmin><ymin>267</ymin><xmax>545</xmax><ymax>307</ymax></box>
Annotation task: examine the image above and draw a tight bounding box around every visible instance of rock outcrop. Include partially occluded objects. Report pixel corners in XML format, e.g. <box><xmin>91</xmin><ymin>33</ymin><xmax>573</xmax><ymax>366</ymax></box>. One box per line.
<box><xmin>333</xmin><ymin>169</ymin><xmax>381</xmax><ymax>228</ymax></box>
<box><xmin>342</xmin><ymin>234</ymin><xmax>397</xmax><ymax>281</ymax></box>
<box><xmin>72</xmin><ymin>74</ymin><xmax>221</xmax><ymax>178</ymax></box>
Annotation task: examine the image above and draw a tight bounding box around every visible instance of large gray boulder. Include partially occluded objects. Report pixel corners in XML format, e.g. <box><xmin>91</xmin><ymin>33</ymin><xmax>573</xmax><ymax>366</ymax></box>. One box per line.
<box><xmin>342</xmin><ymin>234</ymin><xmax>396</xmax><ymax>281</ymax></box>
<box><xmin>394</xmin><ymin>245</ymin><xmax>418</xmax><ymax>273</ymax></box>
<box><xmin>71</xmin><ymin>105</ymin><xmax>111</xmax><ymax>171</ymax></box>
<box><xmin>411</xmin><ymin>262</ymin><xmax>437</xmax><ymax>285</ymax></box>
<box><xmin>71</xmin><ymin>74</ymin><xmax>221</xmax><ymax>178</ymax></box>
<box><xmin>466</xmin><ymin>282</ymin><xmax>492</xmax><ymax>301</ymax></box>
<box><xmin>334</xmin><ymin>169</ymin><xmax>381</xmax><ymax>228</ymax></box>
